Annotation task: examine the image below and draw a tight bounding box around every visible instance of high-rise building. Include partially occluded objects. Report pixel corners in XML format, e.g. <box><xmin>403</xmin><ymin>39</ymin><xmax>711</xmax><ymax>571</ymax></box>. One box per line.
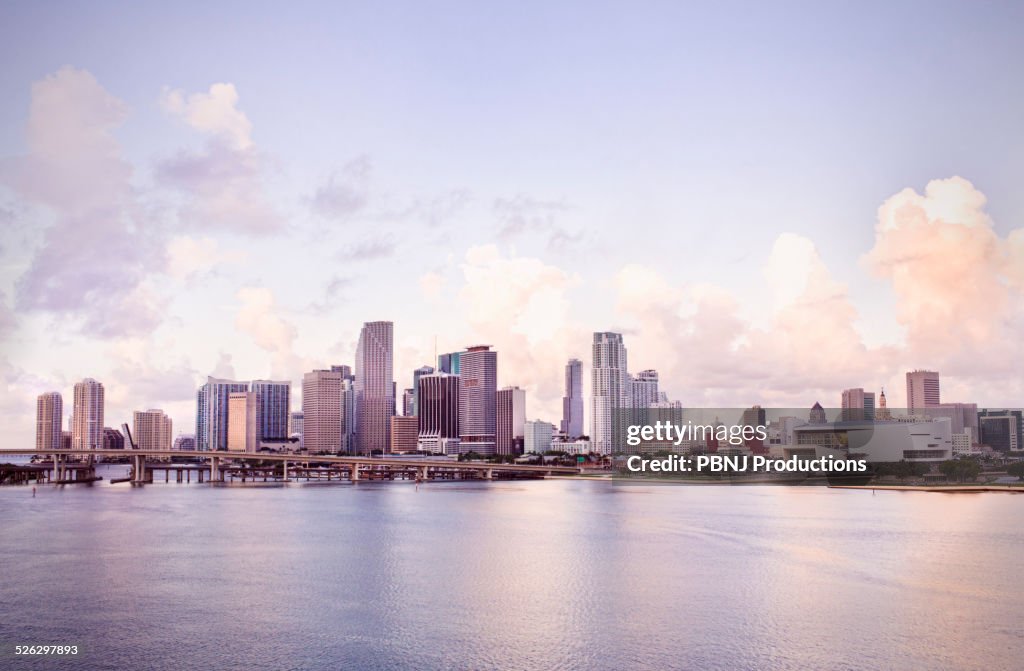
<box><xmin>459</xmin><ymin>345</ymin><xmax>498</xmax><ymax>455</ymax></box>
<box><xmin>438</xmin><ymin>351</ymin><xmax>462</xmax><ymax>375</ymax></box>
<box><xmin>630</xmin><ymin>370</ymin><xmax>660</xmax><ymax>408</ymax></box>
<box><xmin>497</xmin><ymin>386</ymin><xmax>526</xmax><ymax>456</ymax></box>
<box><xmin>389</xmin><ymin>416</ymin><xmax>419</xmax><ymax>454</ymax></box>
<box><xmin>71</xmin><ymin>378</ymin><xmax>105</xmax><ymax>453</ymax></box>
<box><xmin>302</xmin><ymin>369</ymin><xmax>342</xmax><ymax>454</ymax></box>
<box><xmin>227</xmin><ymin>392</ymin><xmax>260</xmax><ymax>453</ymax></box>
<box><xmin>402</xmin><ymin>388</ymin><xmax>415</xmax><ymax>416</ymax></box>
<box><xmin>906</xmin><ymin>370</ymin><xmax>940</xmax><ymax>411</ymax></box>
<box><xmin>172</xmin><ymin>434</ymin><xmax>195</xmax><ymax>451</ymax></box>
<box><xmin>841</xmin><ymin>388</ymin><xmax>876</xmax><ymax>421</ymax></box>
<box><xmin>418</xmin><ymin>373</ymin><xmax>460</xmax><ymax>454</ymax></box>
<box><xmin>288</xmin><ymin>411</ymin><xmax>304</xmax><ymax>449</ymax></box>
<box><xmin>196</xmin><ymin>377</ymin><xmax>249</xmax><ymax>451</ymax></box>
<box><xmin>525</xmin><ymin>420</ymin><xmax>556</xmax><ymax>454</ymax></box>
<box><xmin>133</xmin><ymin>409</ymin><xmax>173</xmax><ymax>452</ymax></box>
<box><xmin>411</xmin><ymin>365</ymin><xmax>435</xmax><ymax>415</ymax></box>
<box><xmin>36</xmin><ymin>392</ymin><xmax>63</xmax><ymax>452</ymax></box>
<box><xmin>355</xmin><ymin>321</ymin><xmax>395</xmax><ymax>455</ymax></box>
<box><xmin>561</xmin><ymin>358</ymin><xmax>584</xmax><ymax>439</ymax></box>
<box><xmin>809</xmin><ymin>402</ymin><xmax>827</xmax><ymax>425</ymax></box>
<box><xmin>591</xmin><ymin>332</ymin><xmax>628</xmax><ymax>454</ymax></box>
<box><xmin>250</xmin><ymin>380</ymin><xmax>290</xmax><ymax>440</ymax></box>
<box><xmin>928</xmin><ymin>402</ymin><xmax>979</xmax><ymax>435</ymax></box>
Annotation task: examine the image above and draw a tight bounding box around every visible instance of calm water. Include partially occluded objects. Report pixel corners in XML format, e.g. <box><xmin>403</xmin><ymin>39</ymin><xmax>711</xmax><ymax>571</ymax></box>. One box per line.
<box><xmin>1</xmin><ymin>467</ymin><xmax>1021</xmax><ymax>670</ymax></box>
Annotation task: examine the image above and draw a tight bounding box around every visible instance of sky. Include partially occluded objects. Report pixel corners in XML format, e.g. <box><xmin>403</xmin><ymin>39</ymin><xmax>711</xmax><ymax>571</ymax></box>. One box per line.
<box><xmin>1</xmin><ymin>1</ymin><xmax>1023</xmax><ymax>446</ymax></box>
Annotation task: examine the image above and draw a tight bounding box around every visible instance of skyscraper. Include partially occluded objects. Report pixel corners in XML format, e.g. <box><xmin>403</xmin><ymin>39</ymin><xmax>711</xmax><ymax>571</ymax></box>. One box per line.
<box><xmin>227</xmin><ymin>392</ymin><xmax>260</xmax><ymax>453</ymax></box>
<box><xmin>133</xmin><ymin>409</ymin><xmax>173</xmax><ymax>451</ymax></box>
<box><xmin>630</xmin><ymin>370</ymin><xmax>660</xmax><ymax>408</ymax></box>
<box><xmin>71</xmin><ymin>378</ymin><xmax>104</xmax><ymax>453</ymax></box>
<box><xmin>417</xmin><ymin>373</ymin><xmax>460</xmax><ymax>454</ymax></box>
<box><xmin>302</xmin><ymin>369</ymin><xmax>342</xmax><ymax>454</ymax></box>
<box><xmin>459</xmin><ymin>345</ymin><xmax>498</xmax><ymax>455</ymax></box>
<box><xmin>841</xmin><ymin>388</ymin><xmax>876</xmax><ymax>421</ymax></box>
<box><xmin>906</xmin><ymin>370</ymin><xmax>940</xmax><ymax>411</ymax></box>
<box><xmin>591</xmin><ymin>332</ymin><xmax>627</xmax><ymax>454</ymax></box>
<box><xmin>36</xmin><ymin>392</ymin><xmax>63</xmax><ymax>452</ymax></box>
<box><xmin>497</xmin><ymin>386</ymin><xmax>526</xmax><ymax>456</ymax></box>
<box><xmin>250</xmin><ymin>380</ymin><xmax>290</xmax><ymax>440</ymax></box>
<box><xmin>195</xmin><ymin>377</ymin><xmax>249</xmax><ymax>451</ymax></box>
<box><xmin>402</xmin><ymin>388</ymin><xmax>415</xmax><ymax>416</ymax></box>
<box><xmin>561</xmin><ymin>358</ymin><xmax>583</xmax><ymax>439</ymax></box>
<box><xmin>355</xmin><ymin>321</ymin><xmax>395</xmax><ymax>455</ymax></box>
<box><xmin>411</xmin><ymin>365</ymin><xmax>435</xmax><ymax>415</ymax></box>
<box><xmin>524</xmin><ymin>420</ymin><xmax>556</xmax><ymax>454</ymax></box>
<box><xmin>438</xmin><ymin>351</ymin><xmax>462</xmax><ymax>375</ymax></box>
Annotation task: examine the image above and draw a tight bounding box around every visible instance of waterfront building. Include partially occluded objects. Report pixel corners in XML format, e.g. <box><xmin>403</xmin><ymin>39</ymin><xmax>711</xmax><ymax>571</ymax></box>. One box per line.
<box><xmin>496</xmin><ymin>386</ymin><xmax>526</xmax><ymax>456</ymax></box>
<box><xmin>35</xmin><ymin>391</ymin><xmax>63</xmax><ymax>452</ymax></box>
<box><xmin>591</xmin><ymin>332</ymin><xmax>628</xmax><ymax>454</ymax></box>
<box><xmin>71</xmin><ymin>378</ymin><xmax>105</xmax><ymax>452</ymax></box>
<box><xmin>390</xmin><ymin>415</ymin><xmax>419</xmax><ymax>454</ymax></box>
<box><xmin>841</xmin><ymin>388</ymin><xmax>876</xmax><ymax>421</ymax></box>
<box><xmin>978</xmin><ymin>410</ymin><xmax>1023</xmax><ymax>452</ymax></box>
<box><xmin>525</xmin><ymin>420</ymin><xmax>556</xmax><ymax>454</ymax></box>
<box><xmin>172</xmin><ymin>434</ymin><xmax>195</xmax><ymax>451</ymax></box>
<box><xmin>417</xmin><ymin>372</ymin><xmax>460</xmax><ymax>454</ymax></box>
<box><xmin>411</xmin><ymin>365</ymin><xmax>435</xmax><ymax>416</ymax></box>
<box><xmin>792</xmin><ymin>418</ymin><xmax>953</xmax><ymax>462</ymax></box>
<box><xmin>196</xmin><ymin>377</ymin><xmax>249</xmax><ymax>451</ymax></box>
<box><xmin>250</xmin><ymin>380</ymin><xmax>291</xmax><ymax>440</ymax></box>
<box><xmin>133</xmin><ymin>409</ymin><xmax>173</xmax><ymax>452</ymax></box>
<box><xmin>355</xmin><ymin>321</ymin><xmax>395</xmax><ymax>455</ymax></box>
<box><xmin>459</xmin><ymin>345</ymin><xmax>498</xmax><ymax>455</ymax></box>
<box><xmin>303</xmin><ymin>369</ymin><xmax>342</xmax><ymax>454</ymax></box>
<box><xmin>561</xmin><ymin>358</ymin><xmax>584</xmax><ymax>439</ymax></box>
<box><xmin>103</xmin><ymin>427</ymin><xmax>126</xmax><ymax>450</ymax></box>
<box><xmin>227</xmin><ymin>393</ymin><xmax>260</xmax><ymax>453</ymax></box>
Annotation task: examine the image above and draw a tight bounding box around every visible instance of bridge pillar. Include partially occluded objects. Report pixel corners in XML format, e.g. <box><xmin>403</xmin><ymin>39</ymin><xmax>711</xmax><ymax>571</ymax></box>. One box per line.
<box><xmin>484</xmin><ymin>468</ymin><xmax>493</xmax><ymax>480</ymax></box>
<box><xmin>210</xmin><ymin>456</ymin><xmax>221</xmax><ymax>482</ymax></box>
<box><xmin>51</xmin><ymin>454</ymin><xmax>60</xmax><ymax>482</ymax></box>
<box><xmin>282</xmin><ymin>459</ymin><xmax>289</xmax><ymax>482</ymax></box>
<box><xmin>350</xmin><ymin>463</ymin><xmax>360</xmax><ymax>482</ymax></box>
<box><xmin>419</xmin><ymin>465</ymin><xmax>429</xmax><ymax>480</ymax></box>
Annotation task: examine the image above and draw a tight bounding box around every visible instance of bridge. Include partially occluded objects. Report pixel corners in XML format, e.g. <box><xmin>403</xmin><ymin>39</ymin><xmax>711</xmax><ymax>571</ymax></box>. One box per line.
<box><xmin>0</xmin><ymin>448</ymin><xmax>580</xmax><ymax>485</ymax></box>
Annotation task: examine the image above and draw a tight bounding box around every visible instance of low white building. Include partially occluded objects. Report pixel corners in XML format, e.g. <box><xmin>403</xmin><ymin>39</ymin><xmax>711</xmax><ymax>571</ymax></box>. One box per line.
<box><xmin>792</xmin><ymin>418</ymin><xmax>953</xmax><ymax>463</ymax></box>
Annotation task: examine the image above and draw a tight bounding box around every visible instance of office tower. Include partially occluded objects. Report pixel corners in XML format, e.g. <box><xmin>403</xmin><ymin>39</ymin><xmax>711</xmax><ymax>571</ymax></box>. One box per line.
<box><xmin>497</xmin><ymin>386</ymin><xmax>526</xmax><ymax>456</ymax></box>
<box><xmin>906</xmin><ymin>370</ymin><xmax>940</xmax><ymax>411</ymax></box>
<box><xmin>459</xmin><ymin>345</ymin><xmax>498</xmax><ymax>455</ymax></box>
<box><xmin>742</xmin><ymin>405</ymin><xmax>767</xmax><ymax>428</ymax></box>
<box><xmin>196</xmin><ymin>377</ymin><xmax>249</xmax><ymax>451</ymax></box>
<box><xmin>525</xmin><ymin>420</ymin><xmax>556</xmax><ymax>454</ymax></box>
<box><xmin>289</xmin><ymin>411</ymin><xmax>304</xmax><ymax>435</ymax></box>
<box><xmin>71</xmin><ymin>378</ymin><xmax>105</xmax><ymax>453</ymax></box>
<box><xmin>250</xmin><ymin>380</ymin><xmax>290</xmax><ymax>440</ymax></box>
<box><xmin>61</xmin><ymin>431</ymin><xmax>72</xmax><ymax>450</ymax></box>
<box><xmin>303</xmin><ymin>369</ymin><xmax>342</xmax><ymax>454</ymax></box>
<box><xmin>978</xmin><ymin>410</ymin><xmax>1023</xmax><ymax>452</ymax></box>
<box><xmin>172</xmin><ymin>434</ymin><xmax>195</xmax><ymax>451</ymax></box>
<box><xmin>418</xmin><ymin>373</ymin><xmax>460</xmax><ymax>454</ymax></box>
<box><xmin>355</xmin><ymin>321</ymin><xmax>395</xmax><ymax>455</ymax></box>
<box><xmin>389</xmin><ymin>416</ymin><xmax>419</xmax><ymax>454</ymax></box>
<box><xmin>103</xmin><ymin>427</ymin><xmax>125</xmax><ymax>450</ymax></box>
<box><xmin>630</xmin><ymin>370</ymin><xmax>660</xmax><ymax>408</ymax></box>
<box><xmin>331</xmin><ymin>364</ymin><xmax>353</xmax><ymax>378</ymax></box>
<box><xmin>841</xmin><ymin>388</ymin><xmax>876</xmax><ymax>421</ymax></box>
<box><xmin>133</xmin><ymin>409</ymin><xmax>173</xmax><ymax>451</ymax></box>
<box><xmin>36</xmin><ymin>392</ymin><xmax>63</xmax><ymax>452</ymax></box>
<box><xmin>340</xmin><ymin>376</ymin><xmax>355</xmax><ymax>453</ymax></box>
<box><xmin>438</xmin><ymin>351</ymin><xmax>462</xmax><ymax>375</ymax></box>
<box><xmin>402</xmin><ymin>388</ymin><xmax>415</xmax><ymax>416</ymax></box>
<box><xmin>591</xmin><ymin>332</ymin><xmax>628</xmax><ymax>454</ymax></box>
<box><xmin>929</xmin><ymin>402</ymin><xmax>979</xmax><ymax>435</ymax></box>
<box><xmin>561</xmin><ymin>358</ymin><xmax>583</xmax><ymax>439</ymax></box>
<box><xmin>226</xmin><ymin>392</ymin><xmax>260</xmax><ymax>453</ymax></box>
<box><xmin>809</xmin><ymin>402</ymin><xmax>827</xmax><ymax>425</ymax></box>
<box><xmin>411</xmin><ymin>365</ymin><xmax>435</xmax><ymax>415</ymax></box>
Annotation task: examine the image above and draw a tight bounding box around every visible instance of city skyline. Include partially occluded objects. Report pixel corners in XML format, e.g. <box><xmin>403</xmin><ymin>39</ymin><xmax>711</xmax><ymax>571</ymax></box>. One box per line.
<box><xmin>2</xmin><ymin>3</ymin><xmax>1024</xmax><ymax>449</ymax></box>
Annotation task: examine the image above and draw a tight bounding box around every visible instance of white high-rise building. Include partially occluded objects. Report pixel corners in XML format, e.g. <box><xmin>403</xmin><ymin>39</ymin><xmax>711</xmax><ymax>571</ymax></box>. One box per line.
<box><xmin>71</xmin><ymin>378</ymin><xmax>104</xmax><ymax>453</ymax></box>
<box><xmin>561</xmin><ymin>358</ymin><xmax>584</xmax><ymax>439</ymax></box>
<box><xmin>36</xmin><ymin>392</ymin><xmax>63</xmax><ymax>452</ymax></box>
<box><xmin>355</xmin><ymin>321</ymin><xmax>394</xmax><ymax>455</ymax></box>
<box><xmin>591</xmin><ymin>332</ymin><xmax>627</xmax><ymax>455</ymax></box>
<box><xmin>459</xmin><ymin>345</ymin><xmax>498</xmax><ymax>455</ymax></box>
<box><xmin>525</xmin><ymin>420</ymin><xmax>556</xmax><ymax>454</ymax></box>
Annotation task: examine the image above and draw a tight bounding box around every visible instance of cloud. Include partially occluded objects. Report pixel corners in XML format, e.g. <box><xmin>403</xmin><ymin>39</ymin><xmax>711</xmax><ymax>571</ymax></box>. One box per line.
<box><xmin>167</xmin><ymin>235</ymin><xmax>247</xmax><ymax>280</ymax></box>
<box><xmin>157</xmin><ymin>83</ymin><xmax>281</xmax><ymax>234</ymax></box>
<box><xmin>493</xmin><ymin>194</ymin><xmax>580</xmax><ymax>250</ymax></box>
<box><xmin>310</xmin><ymin>156</ymin><xmax>371</xmax><ymax>219</ymax></box>
<box><xmin>1</xmin><ymin>67</ymin><xmax>167</xmax><ymax>336</ymax></box>
<box><xmin>336</xmin><ymin>238</ymin><xmax>396</xmax><ymax>261</ymax></box>
<box><xmin>161</xmin><ymin>83</ymin><xmax>253</xmax><ymax>150</ymax></box>
<box><xmin>234</xmin><ymin>287</ymin><xmax>305</xmax><ymax>379</ymax></box>
<box><xmin>419</xmin><ymin>271</ymin><xmax>445</xmax><ymax>301</ymax></box>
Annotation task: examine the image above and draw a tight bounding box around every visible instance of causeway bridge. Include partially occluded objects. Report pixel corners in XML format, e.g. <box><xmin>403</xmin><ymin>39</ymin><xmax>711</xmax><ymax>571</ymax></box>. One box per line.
<box><xmin>0</xmin><ymin>448</ymin><xmax>580</xmax><ymax>485</ymax></box>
